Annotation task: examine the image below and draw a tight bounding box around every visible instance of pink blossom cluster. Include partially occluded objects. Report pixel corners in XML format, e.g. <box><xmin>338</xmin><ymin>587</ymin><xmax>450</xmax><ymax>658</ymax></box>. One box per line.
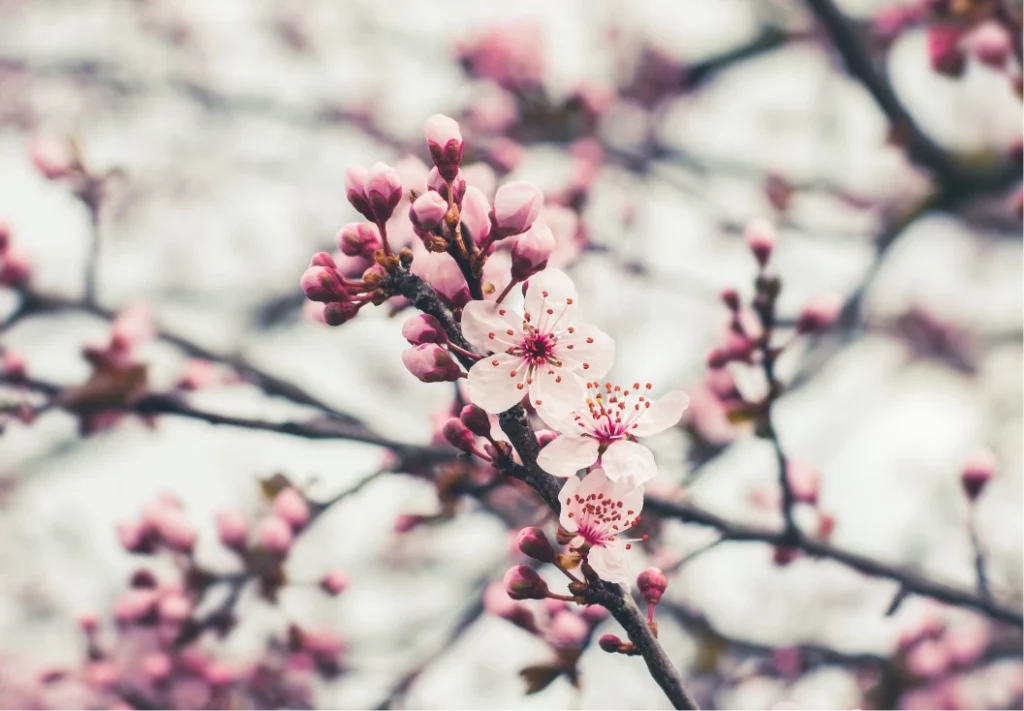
<box><xmin>5</xmin><ymin>489</ymin><xmax>348</xmax><ymax>710</ymax></box>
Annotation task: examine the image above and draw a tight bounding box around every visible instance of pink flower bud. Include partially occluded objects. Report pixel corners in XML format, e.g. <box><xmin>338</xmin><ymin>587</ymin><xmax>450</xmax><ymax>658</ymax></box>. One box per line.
<box><xmin>336</xmin><ymin>223</ymin><xmax>381</xmax><ymax>258</ymax></box>
<box><xmin>321</xmin><ymin>570</ymin><xmax>349</xmax><ymax>596</ymax></box>
<box><xmin>429</xmin><ymin>256</ymin><xmax>471</xmax><ymax>308</ymax></box>
<box><xmin>773</xmin><ymin>546</ymin><xmax>798</xmax><ymax>566</ymax></box>
<box><xmin>30</xmin><ymin>136</ymin><xmax>73</xmax><ymax>180</ymax></box>
<box><xmin>272</xmin><ymin>488</ymin><xmax>311</xmax><ymax>530</ymax></box>
<box><xmin>142</xmin><ymin>652</ymin><xmax>172</xmax><ymax>681</ymax></box>
<box><xmin>402</xmin><ymin>313</ymin><xmax>447</xmax><ymax>345</ymax></box>
<box><xmin>548</xmin><ymin>611</ymin><xmax>589</xmax><ymax>648</ymax></box>
<box><xmin>964</xmin><ymin>21</ymin><xmax>1011</xmax><ymax>68</ymax></box>
<box><xmin>510</xmin><ymin>223</ymin><xmax>555</xmax><ymax>280</ymax></box>
<box><xmin>460</xmin><ymin>186</ymin><xmax>491</xmax><ymax>244</ymax></box>
<box><xmin>637</xmin><ymin>568</ymin><xmax>668</xmax><ymax>606</ymax></box>
<box><xmin>113</xmin><ymin>589</ymin><xmax>159</xmax><ymax>623</ymax></box>
<box><xmin>116</xmin><ymin>520</ymin><xmax>148</xmax><ymax>553</ymax></box>
<box><xmin>483</xmin><ymin>580</ymin><xmax>520</xmax><ymax>618</ymax></box>
<box><xmin>159</xmin><ymin>593</ymin><xmax>192</xmax><ymax>624</ymax></box>
<box><xmin>459</xmin><ymin>404</ymin><xmax>492</xmax><ymax>437</ymax></box>
<box><xmin>364</xmin><ymin>162</ymin><xmax>403</xmax><ymax>225</ymax></box>
<box><xmin>204</xmin><ymin>661</ymin><xmax>237</xmax><ymax>687</ymax></box>
<box><xmin>300</xmin><ymin>266</ymin><xmax>344</xmax><ymax>303</ymax></box>
<box><xmin>928</xmin><ymin>24</ymin><xmax>966</xmax><ymax>77</ymax></box>
<box><xmin>442</xmin><ymin>418</ymin><xmax>477</xmax><ymax>453</ymax></box>
<box><xmin>492</xmin><ymin>181</ymin><xmax>543</xmax><ymax>237</ymax></box>
<box><xmin>323</xmin><ymin>301</ymin><xmax>361</xmax><ymax>326</ymax></box>
<box><xmin>598</xmin><ymin>634</ymin><xmax>624</xmax><ymax>653</ymax></box>
<box><xmin>797</xmin><ymin>293</ymin><xmax>843</xmax><ymax>334</ymax></box>
<box><xmin>744</xmin><ymin>219</ymin><xmax>776</xmax><ymax>267</ymax></box>
<box><xmin>0</xmin><ymin>246</ymin><xmax>31</xmax><ymax>286</ymax></box>
<box><xmin>961</xmin><ymin>450</ymin><xmax>995</xmax><ymax>501</ymax></box>
<box><xmin>409</xmin><ymin>191</ymin><xmax>449</xmax><ymax>234</ymax></box>
<box><xmin>345</xmin><ymin>165</ymin><xmax>373</xmax><ymax>221</ymax></box>
<box><xmin>581</xmin><ymin>604</ymin><xmax>609</xmax><ymax>623</ymax></box>
<box><xmin>216</xmin><ymin>509</ymin><xmax>248</xmax><ymax>549</ymax></box>
<box><xmin>773</xmin><ymin>646</ymin><xmax>803</xmax><ymax>676</ymax></box>
<box><xmin>256</xmin><ymin>515</ymin><xmax>294</xmax><ymax>555</ymax></box>
<box><xmin>86</xmin><ymin>661</ymin><xmax>119</xmax><ymax>689</ymax></box>
<box><xmin>78</xmin><ymin>612</ymin><xmax>99</xmax><ymax>633</ymax></box>
<box><xmin>533</xmin><ymin>430</ymin><xmax>558</xmax><ymax>451</ymax></box>
<box><xmin>424</xmin><ymin>114</ymin><xmax>464</xmax><ymax>181</ymax></box>
<box><xmin>516</xmin><ymin>527</ymin><xmax>555</xmax><ymax>563</ymax></box>
<box><xmin>402</xmin><ymin>344</ymin><xmax>464</xmax><ymax>383</ymax></box>
<box><xmin>720</xmin><ymin>288</ymin><xmax>740</xmax><ymax>311</ymax></box>
<box><xmin>786</xmin><ymin>459</ymin><xmax>821</xmax><ymax>505</ymax></box>
<box><xmin>428</xmin><ymin>167</ymin><xmax>466</xmax><ymax>206</ymax></box>
<box><xmin>503</xmin><ymin>565</ymin><xmax>549</xmax><ymax>600</ymax></box>
<box><xmin>152</xmin><ymin>506</ymin><xmax>197</xmax><ymax>553</ymax></box>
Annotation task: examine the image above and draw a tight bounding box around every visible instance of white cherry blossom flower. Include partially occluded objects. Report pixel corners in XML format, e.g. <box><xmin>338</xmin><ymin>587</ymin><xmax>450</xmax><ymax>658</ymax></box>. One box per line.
<box><xmin>558</xmin><ymin>469</ymin><xmax>644</xmax><ymax>584</ymax></box>
<box><xmin>461</xmin><ymin>269</ymin><xmax>614</xmax><ymax>417</ymax></box>
<box><xmin>538</xmin><ymin>381</ymin><xmax>689</xmax><ymax>486</ymax></box>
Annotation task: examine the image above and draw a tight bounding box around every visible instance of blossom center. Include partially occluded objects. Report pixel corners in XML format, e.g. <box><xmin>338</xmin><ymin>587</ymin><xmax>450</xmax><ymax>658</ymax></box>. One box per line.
<box><xmin>573</xmin><ymin>381</ymin><xmax>653</xmax><ymax>443</ymax></box>
<box><xmin>566</xmin><ymin>490</ymin><xmax>641</xmax><ymax>549</ymax></box>
<box><xmin>520</xmin><ymin>330</ymin><xmax>554</xmax><ymax>365</ymax></box>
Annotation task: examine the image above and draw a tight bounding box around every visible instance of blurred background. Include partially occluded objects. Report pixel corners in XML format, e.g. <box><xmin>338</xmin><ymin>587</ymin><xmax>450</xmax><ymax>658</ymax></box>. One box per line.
<box><xmin>0</xmin><ymin>0</ymin><xmax>1021</xmax><ymax>708</ymax></box>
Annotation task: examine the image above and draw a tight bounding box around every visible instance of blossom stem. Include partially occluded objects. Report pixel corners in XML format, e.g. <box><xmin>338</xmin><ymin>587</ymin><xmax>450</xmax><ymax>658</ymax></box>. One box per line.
<box><xmin>495</xmin><ymin>279</ymin><xmax>518</xmax><ymax>304</ymax></box>
<box><xmin>545</xmin><ymin>592</ymin><xmax>576</xmax><ymax>602</ymax></box>
<box><xmin>378</xmin><ymin>221</ymin><xmax>393</xmax><ymax>256</ymax></box>
<box><xmin>447</xmin><ymin>343</ymin><xmax>481</xmax><ymax>361</ymax></box>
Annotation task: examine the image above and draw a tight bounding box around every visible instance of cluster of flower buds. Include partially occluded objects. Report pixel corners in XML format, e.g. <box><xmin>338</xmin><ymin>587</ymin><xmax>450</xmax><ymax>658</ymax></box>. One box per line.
<box><xmin>485</xmin><ymin>577</ymin><xmax>608</xmax><ymax>651</ymax></box>
<box><xmin>300</xmin><ymin>251</ymin><xmax>391</xmax><ymax>326</ymax></box>
<box><xmin>0</xmin><ymin>220</ymin><xmax>32</xmax><ymax>288</ymax></box>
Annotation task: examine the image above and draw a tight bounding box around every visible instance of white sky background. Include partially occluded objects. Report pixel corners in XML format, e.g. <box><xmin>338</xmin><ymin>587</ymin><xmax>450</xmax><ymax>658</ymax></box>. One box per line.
<box><xmin>0</xmin><ymin>0</ymin><xmax>1021</xmax><ymax>709</ymax></box>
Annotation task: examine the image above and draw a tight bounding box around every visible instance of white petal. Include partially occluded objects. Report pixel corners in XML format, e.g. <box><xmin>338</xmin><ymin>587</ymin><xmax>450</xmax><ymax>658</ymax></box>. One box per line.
<box><xmin>601</xmin><ymin>440</ymin><xmax>658</xmax><ymax>487</ymax></box>
<box><xmin>523</xmin><ymin>269</ymin><xmax>578</xmax><ymax>323</ymax></box>
<box><xmin>537</xmin><ymin>435</ymin><xmax>600</xmax><ymax>478</ymax></box>
<box><xmin>466</xmin><ymin>354</ymin><xmax>529</xmax><ymax>414</ymax></box>
<box><xmin>588</xmin><ymin>543</ymin><xmax>631</xmax><ymax>584</ymax></box>
<box><xmin>557</xmin><ymin>475</ymin><xmax>582</xmax><ymax>532</ymax></box>
<box><xmin>632</xmin><ymin>389</ymin><xmax>690</xmax><ymax>437</ymax></box>
<box><xmin>460</xmin><ymin>300</ymin><xmax>522</xmax><ymax>354</ymax></box>
<box><xmin>530</xmin><ymin>367</ymin><xmax>585</xmax><ymax>421</ymax></box>
<box><xmin>555</xmin><ymin>323</ymin><xmax>615</xmax><ymax>380</ymax></box>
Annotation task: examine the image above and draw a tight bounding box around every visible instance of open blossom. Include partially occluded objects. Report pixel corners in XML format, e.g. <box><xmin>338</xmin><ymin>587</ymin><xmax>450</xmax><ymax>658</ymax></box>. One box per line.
<box><xmin>461</xmin><ymin>269</ymin><xmax>614</xmax><ymax>416</ymax></box>
<box><xmin>559</xmin><ymin>469</ymin><xmax>643</xmax><ymax>584</ymax></box>
<box><xmin>537</xmin><ymin>381</ymin><xmax>689</xmax><ymax>485</ymax></box>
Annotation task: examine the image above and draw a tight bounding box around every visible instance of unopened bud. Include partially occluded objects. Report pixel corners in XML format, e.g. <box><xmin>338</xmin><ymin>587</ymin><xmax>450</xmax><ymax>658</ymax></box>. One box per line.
<box><xmin>256</xmin><ymin>515</ymin><xmax>294</xmax><ymax>555</ymax></box>
<box><xmin>720</xmin><ymin>288</ymin><xmax>740</xmax><ymax>311</ymax></box>
<box><xmin>535</xmin><ymin>428</ymin><xmax>558</xmax><ymax>449</ymax></box>
<box><xmin>510</xmin><ymin>224</ymin><xmax>555</xmax><ymax>281</ymax></box>
<box><xmin>796</xmin><ymin>293</ymin><xmax>843</xmax><ymax>334</ymax></box>
<box><xmin>598</xmin><ymin>634</ymin><xmax>624</xmax><ymax>653</ymax></box>
<box><xmin>323</xmin><ymin>301</ymin><xmax>361</xmax><ymax>326</ymax></box>
<box><xmin>744</xmin><ymin>219</ymin><xmax>776</xmax><ymax>267</ymax></box>
<box><xmin>402</xmin><ymin>344</ymin><xmax>465</xmax><ymax>383</ymax></box>
<box><xmin>402</xmin><ymin>313</ymin><xmax>447</xmax><ymax>346</ymax></box>
<box><xmin>962</xmin><ymin>450</ymin><xmax>996</xmax><ymax>501</ymax></box>
<box><xmin>503</xmin><ymin>565</ymin><xmax>549</xmax><ymax>600</ymax></box>
<box><xmin>300</xmin><ymin>266</ymin><xmax>344</xmax><ymax>303</ymax></box>
<box><xmin>460</xmin><ymin>186</ymin><xmax>492</xmax><ymax>244</ymax></box>
<box><xmin>336</xmin><ymin>223</ymin><xmax>381</xmax><ymax>258</ymax></box>
<box><xmin>928</xmin><ymin>24</ymin><xmax>966</xmax><ymax>77</ymax></box>
<box><xmin>216</xmin><ymin>509</ymin><xmax>248</xmax><ymax>549</ymax></box>
<box><xmin>459</xmin><ymin>404</ymin><xmax>492</xmax><ymax>437</ymax></box>
<box><xmin>272</xmin><ymin>488</ymin><xmax>310</xmax><ymax>530</ymax></box>
<box><xmin>492</xmin><ymin>181</ymin><xmax>543</xmax><ymax>238</ymax></box>
<box><xmin>320</xmin><ymin>570</ymin><xmax>349</xmax><ymax>596</ymax></box>
<box><xmin>424</xmin><ymin>114</ymin><xmax>464</xmax><ymax>182</ymax></box>
<box><xmin>637</xmin><ymin>567</ymin><xmax>668</xmax><ymax>606</ymax></box>
<box><xmin>428</xmin><ymin>167</ymin><xmax>466</xmax><ymax>206</ymax></box>
<box><xmin>516</xmin><ymin>527</ymin><xmax>555</xmax><ymax>563</ymax></box>
<box><xmin>442</xmin><ymin>418</ymin><xmax>477</xmax><ymax>454</ymax></box>
<box><xmin>409</xmin><ymin>191</ymin><xmax>449</xmax><ymax>234</ymax></box>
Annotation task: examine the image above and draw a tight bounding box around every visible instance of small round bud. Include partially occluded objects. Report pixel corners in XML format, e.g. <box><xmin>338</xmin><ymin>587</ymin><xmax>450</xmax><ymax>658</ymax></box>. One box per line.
<box><xmin>535</xmin><ymin>429</ymin><xmax>559</xmax><ymax>449</ymax></box>
<box><xmin>409</xmin><ymin>191</ymin><xmax>449</xmax><ymax>234</ymax></box>
<box><xmin>300</xmin><ymin>266</ymin><xmax>344</xmax><ymax>303</ymax></box>
<box><xmin>459</xmin><ymin>404</ymin><xmax>492</xmax><ymax>438</ymax></box>
<box><xmin>216</xmin><ymin>509</ymin><xmax>248</xmax><ymax>550</ymax></box>
<box><xmin>493</xmin><ymin>181</ymin><xmax>543</xmax><ymax>237</ymax></box>
<box><xmin>928</xmin><ymin>24</ymin><xmax>966</xmax><ymax>77</ymax></box>
<box><xmin>323</xmin><ymin>301</ymin><xmax>361</xmax><ymax>326</ymax></box>
<box><xmin>964</xmin><ymin>21</ymin><xmax>1010</xmax><ymax>68</ymax></box>
<box><xmin>336</xmin><ymin>223</ymin><xmax>381</xmax><ymax>259</ymax></box>
<box><xmin>773</xmin><ymin>546</ymin><xmax>798</xmax><ymax>566</ymax></box>
<box><xmin>796</xmin><ymin>293</ymin><xmax>843</xmax><ymax>334</ymax></box>
<box><xmin>961</xmin><ymin>450</ymin><xmax>996</xmax><ymax>501</ymax></box>
<box><xmin>442</xmin><ymin>418</ymin><xmax>477</xmax><ymax>454</ymax></box>
<box><xmin>402</xmin><ymin>344</ymin><xmax>465</xmax><ymax>383</ymax></box>
<box><xmin>345</xmin><ymin>165</ymin><xmax>373</xmax><ymax>221</ymax></box>
<box><xmin>424</xmin><ymin>114</ymin><xmax>464</xmax><ymax>182</ymax></box>
<box><xmin>637</xmin><ymin>567</ymin><xmax>668</xmax><ymax>606</ymax></box>
<box><xmin>30</xmin><ymin>136</ymin><xmax>73</xmax><ymax>180</ymax></box>
<box><xmin>786</xmin><ymin>459</ymin><xmax>820</xmax><ymax>505</ymax></box>
<box><xmin>598</xmin><ymin>634</ymin><xmax>624</xmax><ymax>653</ymax></box>
<box><xmin>510</xmin><ymin>223</ymin><xmax>555</xmax><ymax>281</ymax></box>
<box><xmin>402</xmin><ymin>313</ymin><xmax>447</xmax><ymax>346</ymax></box>
<box><xmin>720</xmin><ymin>288</ymin><xmax>740</xmax><ymax>311</ymax></box>
<box><xmin>116</xmin><ymin>520</ymin><xmax>149</xmax><ymax>553</ymax></box>
<box><xmin>365</xmin><ymin>163</ymin><xmax>403</xmax><ymax>227</ymax></box>
<box><xmin>320</xmin><ymin>570</ymin><xmax>349</xmax><ymax>596</ymax></box>
<box><xmin>159</xmin><ymin>593</ymin><xmax>192</xmax><ymax>624</ymax></box>
<box><xmin>744</xmin><ymin>219</ymin><xmax>776</xmax><ymax>267</ymax></box>
<box><xmin>516</xmin><ymin>527</ymin><xmax>555</xmax><ymax>563</ymax></box>
<box><xmin>548</xmin><ymin>611</ymin><xmax>589</xmax><ymax>648</ymax></box>
<box><xmin>256</xmin><ymin>515</ymin><xmax>294</xmax><ymax>555</ymax></box>
<box><xmin>503</xmin><ymin>565</ymin><xmax>549</xmax><ymax>601</ymax></box>
<box><xmin>272</xmin><ymin>488</ymin><xmax>311</xmax><ymax>530</ymax></box>
<box><xmin>141</xmin><ymin>652</ymin><xmax>172</xmax><ymax>682</ymax></box>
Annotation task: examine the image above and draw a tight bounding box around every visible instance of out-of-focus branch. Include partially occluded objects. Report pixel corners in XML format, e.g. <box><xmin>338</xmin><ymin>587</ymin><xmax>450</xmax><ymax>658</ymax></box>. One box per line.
<box><xmin>803</xmin><ymin>0</ymin><xmax>1020</xmax><ymax>193</ymax></box>
<box><xmin>643</xmin><ymin>496</ymin><xmax>1023</xmax><ymax>627</ymax></box>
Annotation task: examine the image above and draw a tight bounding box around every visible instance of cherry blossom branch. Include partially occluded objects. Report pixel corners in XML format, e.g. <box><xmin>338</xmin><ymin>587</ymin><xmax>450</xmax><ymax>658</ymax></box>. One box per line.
<box><xmin>802</xmin><ymin>0</ymin><xmax>1020</xmax><ymax>192</ymax></box>
<box><xmin>642</xmin><ymin>496</ymin><xmax>1023</xmax><ymax>626</ymax></box>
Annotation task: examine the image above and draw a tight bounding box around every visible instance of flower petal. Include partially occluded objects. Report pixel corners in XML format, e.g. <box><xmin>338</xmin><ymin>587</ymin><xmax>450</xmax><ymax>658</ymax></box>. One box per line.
<box><xmin>537</xmin><ymin>435</ymin><xmax>600</xmax><ymax>478</ymax></box>
<box><xmin>460</xmin><ymin>300</ymin><xmax>523</xmax><ymax>354</ymax></box>
<box><xmin>557</xmin><ymin>475</ymin><xmax>582</xmax><ymax>532</ymax></box>
<box><xmin>601</xmin><ymin>440</ymin><xmax>658</xmax><ymax>487</ymax></box>
<box><xmin>530</xmin><ymin>366</ymin><xmax>586</xmax><ymax>421</ymax></box>
<box><xmin>466</xmin><ymin>353</ymin><xmax>528</xmax><ymax>414</ymax></box>
<box><xmin>555</xmin><ymin>322</ymin><xmax>615</xmax><ymax>380</ymax></box>
<box><xmin>632</xmin><ymin>389</ymin><xmax>690</xmax><ymax>437</ymax></box>
<box><xmin>523</xmin><ymin>268</ymin><xmax>578</xmax><ymax>324</ymax></box>
<box><xmin>588</xmin><ymin>542</ymin><xmax>631</xmax><ymax>584</ymax></box>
